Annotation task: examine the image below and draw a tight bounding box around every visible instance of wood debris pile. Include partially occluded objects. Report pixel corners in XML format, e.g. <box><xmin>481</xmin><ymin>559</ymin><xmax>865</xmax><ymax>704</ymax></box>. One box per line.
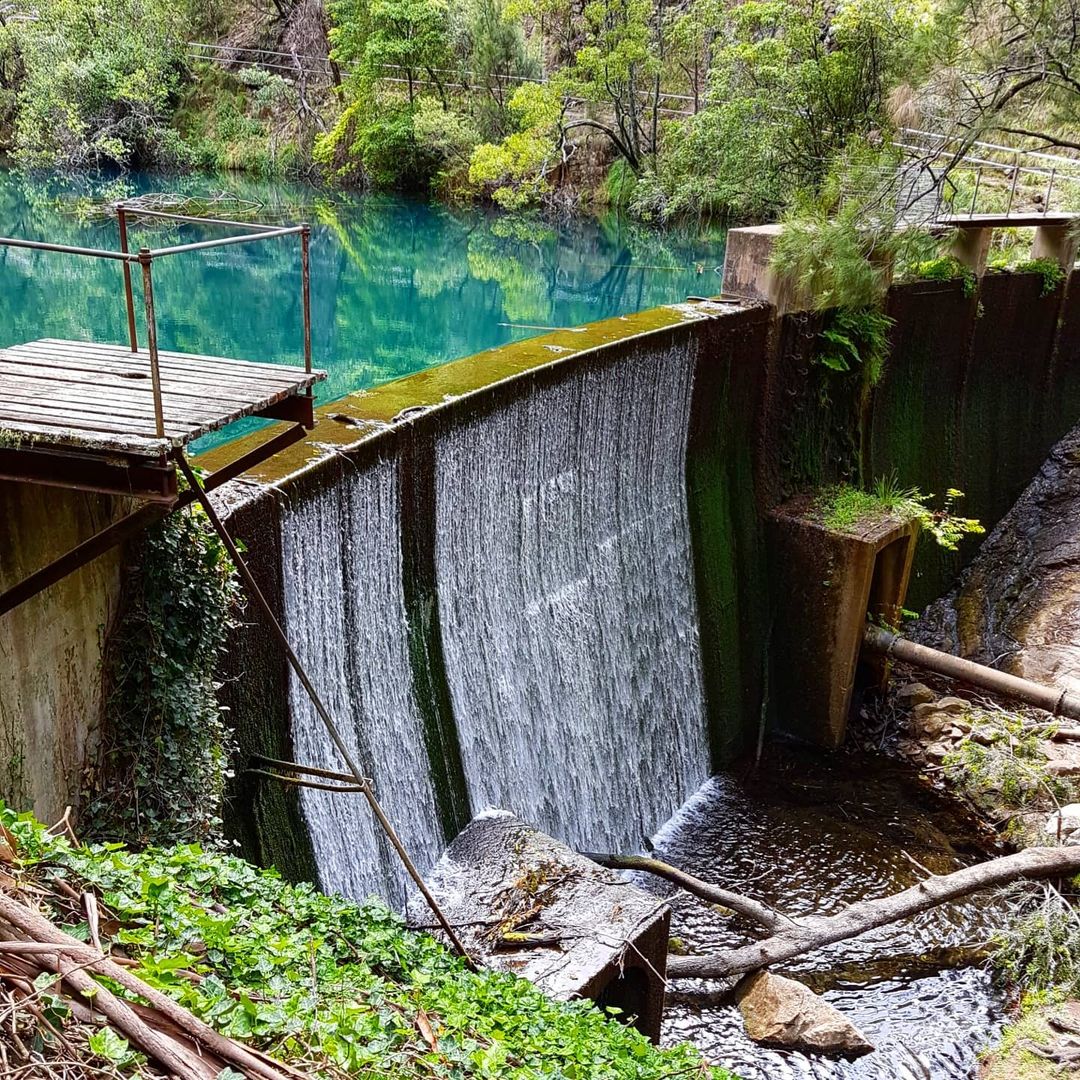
<box><xmin>0</xmin><ymin>819</ymin><xmax>305</xmax><ymax>1080</ymax></box>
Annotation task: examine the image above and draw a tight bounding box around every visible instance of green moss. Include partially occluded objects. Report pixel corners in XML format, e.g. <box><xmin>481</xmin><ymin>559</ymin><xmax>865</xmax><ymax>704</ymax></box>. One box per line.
<box><xmin>1012</xmin><ymin>257</ymin><xmax>1068</xmax><ymax>297</ymax></box>
<box><xmin>911</xmin><ymin>255</ymin><xmax>978</xmax><ymax>297</ymax></box>
<box><xmin>983</xmin><ymin>992</ymin><xmax>1071</xmax><ymax>1080</ymax></box>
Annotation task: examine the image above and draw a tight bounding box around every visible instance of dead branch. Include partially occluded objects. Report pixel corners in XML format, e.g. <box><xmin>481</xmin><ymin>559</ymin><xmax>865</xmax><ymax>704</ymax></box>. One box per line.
<box><xmin>664</xmin><ymin>845</ymin><xmax>1080</xmax><ymax>980</ymax></box>
<box><xmin>582</xmin><ymin>851</ymin><xmax>794</xmax><ymax>933</ymax></box>
<box><xmin>0</xmin><ymin>889</ymin><xmax>295</xmax><ymax>1080</ymax></box>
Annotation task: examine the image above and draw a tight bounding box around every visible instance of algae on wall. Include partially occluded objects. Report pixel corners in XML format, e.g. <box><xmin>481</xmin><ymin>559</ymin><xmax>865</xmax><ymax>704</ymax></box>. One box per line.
<box><xmin>0</xmin><ymin>482</ymin><xmax>126</xmax><ymax>821</ymax></box>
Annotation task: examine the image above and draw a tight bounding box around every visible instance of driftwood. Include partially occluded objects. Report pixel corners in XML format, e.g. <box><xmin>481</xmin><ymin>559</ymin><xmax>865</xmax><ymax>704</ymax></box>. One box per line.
<box><xmin>593</xmin><ymin>846</ymin><xmax>1080</xmax><ymax>981</ymax></box>
<box><xmin>582</xmin><ymin>851</ymin><xmax>795</xmax><ymax>932</ymax></box>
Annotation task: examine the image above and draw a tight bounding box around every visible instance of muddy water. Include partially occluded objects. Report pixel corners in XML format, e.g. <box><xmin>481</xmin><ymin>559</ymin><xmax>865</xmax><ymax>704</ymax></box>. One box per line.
<box><xmin>646</xmin><ymin>747</ymin><xmax>1008</xmax><ymax>1079</ymax></box>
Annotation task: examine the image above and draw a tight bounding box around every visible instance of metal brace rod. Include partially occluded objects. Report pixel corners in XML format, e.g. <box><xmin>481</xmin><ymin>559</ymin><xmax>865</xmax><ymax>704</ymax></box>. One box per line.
<box><xmin>172</xmin><ymin>450</ymin><xmax>476</xmax><ymax>968</ymax></box>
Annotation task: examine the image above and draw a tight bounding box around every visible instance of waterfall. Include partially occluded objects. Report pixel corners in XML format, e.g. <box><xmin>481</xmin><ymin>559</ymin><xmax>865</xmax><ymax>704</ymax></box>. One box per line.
<box><xmin>433</xmin><ymin>340</ymin><xmax>711</xmax><ymax>853</ymax></box>
<box><xmin>279</xmin><ymin>456</ymin><xmax>446</xmax><ymax>908</ymax></box>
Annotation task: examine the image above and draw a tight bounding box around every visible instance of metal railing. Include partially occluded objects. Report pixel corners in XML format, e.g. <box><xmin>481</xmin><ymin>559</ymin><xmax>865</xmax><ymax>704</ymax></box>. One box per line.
<box><xmin>0</xmin><ymin>208</ymin><xmax>313</xmax><ymax>442</ymax></box>
<box><xmin>895</xmin><ymin>127</ymin><xmax>1080</xmax><ymax>219</ymax></box>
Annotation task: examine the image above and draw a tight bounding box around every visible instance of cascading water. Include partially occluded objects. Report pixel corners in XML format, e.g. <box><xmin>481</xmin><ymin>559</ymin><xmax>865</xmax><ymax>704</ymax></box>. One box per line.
<box><xmin>433</xmin><ymin>340</ymin><xmax>712</xmax><ymax>853</ymax></box>
<box><xmin>279</xmin><ymin>456</ymin><xmax>446</xmax><ymax>908</ymax></box>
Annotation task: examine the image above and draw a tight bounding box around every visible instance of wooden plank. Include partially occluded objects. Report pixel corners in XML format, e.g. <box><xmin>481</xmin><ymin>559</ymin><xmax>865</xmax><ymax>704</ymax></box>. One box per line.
<box><xmin>0</xmin><ymin>368</ymin><xmax>264</xmax><ymax>417</ymax></box>
<box><xmin>0</xmin><ymin>359</ymin><xmax>288</xmax><ymax>408</ymax></box>
<box><xmin>7</xmin><ymin>342</ymin><xmax>313</xmax><ymax>388</ymax></box>
<box><xmin>938</xmin><ymin>213</ymin><xmax>1077</xmax><ymax>228</ymax></box>
<box><xmin>35</xmin><ymin>339</ymin><xmax>320</xmax><ymax>382</ymax></box>
<box><xmin>0</xmin><ymin>416</ymin><xmax>170</xmax><ymax>454</ymax></box>
<box><xmin>0</xmin><ymin>400</ymin><xmax>191</xmax><ymax>438</ymax></box>
<box><xmin>4</xmin><ymin>343</ymin><xmax>318</xmax><ymax>394</ymax></box>
<box><xmin>0</xmin><ymin>359</ymin><xmax>312</xmax><ymax>410</ymax></box>
<box><xmin>0</xmin><ymin>378</ymin><xmax>231</xmax><ymax>424</ymax></box>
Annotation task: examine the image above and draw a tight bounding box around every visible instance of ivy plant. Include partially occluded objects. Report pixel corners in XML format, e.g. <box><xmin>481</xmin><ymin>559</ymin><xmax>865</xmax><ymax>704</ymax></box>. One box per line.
<box><xmin>84</xmin><ymin>498</ymin><xmax>241</xmax><ymax>849</ymax></box>
<box><xmin>4</xmin><ymin>808</ymin><xmax>733</xmax><ymax>1080</ymax></box>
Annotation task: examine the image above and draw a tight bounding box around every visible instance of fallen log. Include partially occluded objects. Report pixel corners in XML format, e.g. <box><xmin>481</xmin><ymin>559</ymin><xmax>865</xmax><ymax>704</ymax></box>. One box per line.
<box><xmin>661</xmin><ymin>845</ymin><xmax>1080</xmax><ymax>980</ymax></box>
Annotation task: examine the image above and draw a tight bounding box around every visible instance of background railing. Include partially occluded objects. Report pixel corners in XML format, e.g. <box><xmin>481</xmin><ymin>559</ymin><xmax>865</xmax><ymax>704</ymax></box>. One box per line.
<box><xmin>0</xmin><ymin>209</ymin><xmax>313</xmax><ymax>441</ymax></box>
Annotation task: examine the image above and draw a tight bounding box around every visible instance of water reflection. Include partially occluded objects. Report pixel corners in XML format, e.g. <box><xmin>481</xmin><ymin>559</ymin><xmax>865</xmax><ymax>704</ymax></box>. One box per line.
<box><xmin>0</xmin><ymin>170</ymin><xmax>724</xmax><ymax>439</ymax></box>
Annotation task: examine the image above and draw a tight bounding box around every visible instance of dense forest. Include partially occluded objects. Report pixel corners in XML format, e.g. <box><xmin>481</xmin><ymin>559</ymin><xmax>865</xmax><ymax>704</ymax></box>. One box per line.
<box><xmin>0</xmin><ymin>0</ymin><xmax>1077</xmax><ymax>221</ymax></box>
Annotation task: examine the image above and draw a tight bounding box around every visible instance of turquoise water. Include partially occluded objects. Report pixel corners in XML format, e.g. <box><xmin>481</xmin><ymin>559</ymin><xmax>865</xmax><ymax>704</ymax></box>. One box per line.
<box><xmin>0</xmin><ymin>170</ymin><xmax>724</xmax><ymax>448</ymax></box>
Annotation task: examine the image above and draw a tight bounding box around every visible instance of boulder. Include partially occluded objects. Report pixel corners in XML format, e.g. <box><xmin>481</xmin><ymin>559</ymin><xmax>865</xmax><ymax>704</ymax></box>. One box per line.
<box><xmin>895</xmin><ymin>682</ymin><xmax>937</xmax><ymax>707</ymax></box>
<box><xmin>1045</xmin><ymin>743</ymin><xmax>1080</xmax><ymax>778</ymax></box>
<box><xmin>1045</xmin><ymin>804</ymin><xmax>1080</xmax><ymax>837</ymax></box>
<box><xmin>734</xmin><ymin>970</ymin><xmax>874</xmax><ymax>1058</ymax></box>
<box><xmin>910</xmin><ymin>697</ymin><xmax>969</xmax><ymax>739</ymax></box>
<box><xmin>915</xmin><ymin>424</ymin><xmax>1080</xmax><ymax>698</ymax></box>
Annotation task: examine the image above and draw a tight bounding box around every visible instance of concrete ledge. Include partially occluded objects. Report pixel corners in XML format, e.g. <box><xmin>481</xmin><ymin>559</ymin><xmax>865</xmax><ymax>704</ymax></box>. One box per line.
<box><xmin>416</xmin><ymin>811</ymin><xmax>670</xmax><ymax>1042</ymax></box>
<box><xmin>767</xmin><ymin>497</ymin><xmax>919</xmax><ymax>748</ymax></box>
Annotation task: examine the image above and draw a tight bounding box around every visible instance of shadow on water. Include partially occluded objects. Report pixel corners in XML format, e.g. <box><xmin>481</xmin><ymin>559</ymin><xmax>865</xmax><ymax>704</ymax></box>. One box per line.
<box><xmin>646</xmin><ymin>745</ymin><xmax>1009</xmax><ymax>1080</ymax></box>
<box><xmin>0</xmin><ymin>169</ymin><xmax>724</xmax><ymax>449</ymax></box>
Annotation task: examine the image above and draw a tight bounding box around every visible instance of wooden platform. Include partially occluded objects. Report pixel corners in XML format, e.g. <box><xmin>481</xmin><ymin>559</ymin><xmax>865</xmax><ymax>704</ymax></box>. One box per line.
<box><xmin>0</xmin><ymin>339</ymin><xmax>325</xmax><ymax>456</ymax></box>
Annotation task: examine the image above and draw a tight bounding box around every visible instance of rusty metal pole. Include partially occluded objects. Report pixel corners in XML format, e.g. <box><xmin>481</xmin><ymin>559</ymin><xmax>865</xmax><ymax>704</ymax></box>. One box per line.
<box><xmin>117</xmin><ymin>206</ymin><xmax>139</xmax><ymax>352</ymax></box>
<box><xmin>300</xmin><ymin>224</ymin><xmax>312</xmax><ymax>376</ymax></box>
<box><xmin>172</xmin><ymin>451</ymin><xmax>476</xmax><ymax>970</ymax></box>
<box><xmin>863</xmin><ymin>624</ymin><xmax>1080</xmax><ymax>721</ymax></box>
<box><xmin>138</xmin><ymin>250</ymin><xmax>166</xmax><ymax>441</ymax></box>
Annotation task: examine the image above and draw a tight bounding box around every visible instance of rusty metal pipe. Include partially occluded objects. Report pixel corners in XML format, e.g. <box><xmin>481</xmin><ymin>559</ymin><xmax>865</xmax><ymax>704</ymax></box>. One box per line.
<box><xmin>117</xmin><ymin>207</ymin><xmax>287</xmax><ymax>232</ymax></box>
<box><xmin>138</xmin><ymin>250</ymin><xmax>166</xmax><ymax>440</ymax></box>
<box><xmin>863</xmin><ymin>624</ymin><xmax>1080</xmax><ymax>721</ymax></box>
<box><xmin>147</xmin><ymin>226</ymin><xmax>305</xmax><ymax>258</ymax></box>
<box><xmin>0</xmin><ymin>236</ymin><xmax>137</xmax><ymax>261</ymax></box>
<box><xmin>117</xmin><ymin>207</ymin><xmax>139</xmax><ymax>353</ymax></box>
<box><xmin>300</xmin><ymin>224</ymin><xmax>312</xmax><ymax>374</ymax></box>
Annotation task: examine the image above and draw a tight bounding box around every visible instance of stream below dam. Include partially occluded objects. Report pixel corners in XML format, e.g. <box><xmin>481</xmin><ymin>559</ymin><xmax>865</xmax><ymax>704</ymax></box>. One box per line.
<box><xmin>648</xmin><ymin>745</ymin><xmax>1008</xmax><ymax>1079</ymax></box>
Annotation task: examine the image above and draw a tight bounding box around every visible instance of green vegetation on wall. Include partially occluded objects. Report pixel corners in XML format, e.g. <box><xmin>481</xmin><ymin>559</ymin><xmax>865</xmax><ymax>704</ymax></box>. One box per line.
<box><xmin>85</xmin><ymin>498</ymin><xmax>241</xmax><ymax>848</ymax></box>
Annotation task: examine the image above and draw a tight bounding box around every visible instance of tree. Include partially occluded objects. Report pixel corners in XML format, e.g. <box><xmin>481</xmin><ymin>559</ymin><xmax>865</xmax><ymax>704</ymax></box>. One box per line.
<box><xmin>910</xmin><ymin>0</ymin><xmax>1080</xmax><ymax>156</ymax></box>
<box><xmin>3</xmin><ymin>0</ymin><xmax>190</xmax><ymax>167</ymax></box>
<box><xmin>644</xmin><ymin>0</ymin><xmax>920</xmax><ymax>221</ymax></box>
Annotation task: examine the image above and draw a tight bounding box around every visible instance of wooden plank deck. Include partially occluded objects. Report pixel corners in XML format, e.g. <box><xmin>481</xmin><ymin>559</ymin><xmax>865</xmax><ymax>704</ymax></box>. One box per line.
<box><xmin>0</xmin><ymin>339</ymin><xmax>325</xmax><ymax>456</ymax></box>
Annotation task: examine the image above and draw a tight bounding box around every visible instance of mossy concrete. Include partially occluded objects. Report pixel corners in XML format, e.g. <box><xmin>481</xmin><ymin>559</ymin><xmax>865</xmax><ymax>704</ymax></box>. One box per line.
<box><xmin>766</xmin><ymin>496</ymin><xmax>918</xmax><ymax>748</ymax></box>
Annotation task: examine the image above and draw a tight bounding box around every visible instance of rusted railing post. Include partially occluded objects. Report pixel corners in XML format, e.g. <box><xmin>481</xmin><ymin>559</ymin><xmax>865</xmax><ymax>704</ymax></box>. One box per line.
<box><xmin>117</xmin><ymin>205</ymin><xmax>139</xmax><ymax>352</ymax></box>
<box><xmin>138</xmin><ymin>249</ymin><xmax>166</xmax><ymax>440</ymax></box>
<box><xmin>300</xmin><ymin>223</ymin><xmax>312</xmax><ymax>375</ymax></box>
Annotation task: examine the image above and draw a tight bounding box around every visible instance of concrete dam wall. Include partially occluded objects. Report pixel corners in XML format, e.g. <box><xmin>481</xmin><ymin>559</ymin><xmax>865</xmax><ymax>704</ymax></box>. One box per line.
<box><xmin>2</xmin><ymin>266</ymin><xmax>1079</xmax><ymax>899</ymax></box>
<box><xmin>205</xmin><ymin>269</ymin><xmax>1080</xmax><ymax>900</ymax></box>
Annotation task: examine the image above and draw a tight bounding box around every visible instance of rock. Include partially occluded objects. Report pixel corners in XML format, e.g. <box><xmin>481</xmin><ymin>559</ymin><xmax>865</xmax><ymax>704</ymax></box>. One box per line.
<box><xmin>1044</xmin><ymin>804</ymin><xmax>1080</xmax><ymax>836</ymax></box>
<box><xmin>734</xmin><ymin>971</ymin><xmax>874</xmax><ymax>1058</ymax></box>
<box><xmin>1044</xmin><ymin>742</ymin><xmax>1080</xmax><ymax>777</ymax></box>
<box><xmin>895</xmin><ymin>681</ymin><xmax>936</xmax><ymax>707</ymax></box>
<box><xmin>924</xmin><ymin>740</ymin><xmax>952</xmax><ymax>762</ymax></box>
<box><xmin>910</xmin><ymin>697</ymin><xmax>969</xmax><ymax>738</ymax></box>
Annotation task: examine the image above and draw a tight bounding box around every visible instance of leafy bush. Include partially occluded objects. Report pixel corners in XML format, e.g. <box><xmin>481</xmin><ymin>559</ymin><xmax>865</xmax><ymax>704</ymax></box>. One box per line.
<box><xmin>993</xmin><ymin>885</ymin><xmax>1080</xmax><ymax>996</ymax></box>
<box><xmin>468</xmin><ymin>82</ymin><xmax>562</xmax><ymax>208</ymax></box>
<box><xmin>817</xmin><ymin>306</ymin><xmax>895</xmax><ymax>387</ymax></box>
<box><xmin>5</xmin><ymin>808</ymin><xmax>733</xmax><ymax>1080</ymax></box>
<box><xmin>911</xmin><ymin>254</ymin><xmax>978</xmax><ymax>297</ymax></box>
<box><xmin>1013</xmin><ymin>257</ymin><xmax>1068</xmax><ymax>297</ymax></box>
<box><xmin>8</xmin><ymin>0</ymin><xmax>191</xmax><ymax>168</ymax></box>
